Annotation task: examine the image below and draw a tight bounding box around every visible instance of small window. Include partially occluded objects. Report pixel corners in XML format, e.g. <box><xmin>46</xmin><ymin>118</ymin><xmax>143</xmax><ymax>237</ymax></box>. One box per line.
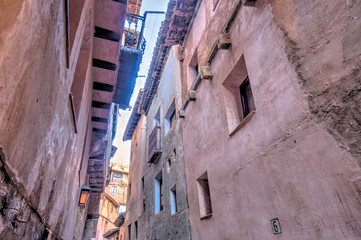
<box><xmin>166</xmin><ymin>159</ymin><xmax>171</xmax><ymax>173</ymax></box>
<box><xmin>128</xmin><ymin>224</ymin><xmax>131</xmax><ymax>240</ymax></box>
<box><xmin>197</xmin><ymin>172</ymin><xmax>212</xmax><ymax>219</ymax></box>
<box><xmin>141</xmin><ymin>177</ymin><xmax>144</xmax><ymax>192</ymax></box>
<box><xmin>111</xmin><ymin>186</ymin><xmax>118</xmax><ymax>194</ymax></box>
<box><xmin>188</xmin><ymin>49</ymin><xmax>198</xmax><ymax>88</ymax></box>
<box><xmin>128</xmin><ymin>183</ymin><xmax>132</xmax><ymax>200</ymax></box>
<box><xmin>170</xmin><ymin>185</ymin><xmax>177</xmax><ymax>215</ymax></box>
<box><xmin>165</xmin><ymin>98</ymin><xmax>176</xmax><ymax>134</ymax></box>
<box><xmin>212</xmin><ymin>0</ymin><xmax>220</xmax><ymax>10</ymax></box>
<box><xmin>113</xmin><ymin>173</ymin><xmax>122</xmax><ymax>178</ymax></box>
<box><xmin>135</xmin><ymin>221</ymin><xmax>138</xmax><ymax>239</ymax></box>
<box><xmin>194</xmin><ymin>63</ymin><xmax>199</xmax><ymax>77</ymax></box>
<box><xmin>154</xmin><ymin>107</ymin><xmax>161</xmax><ymax>127</ymax></box>
<box><xmin>155</xmin><ymin>171</ymin><xmax>163</xmax><ymax>214</ymax></box>
<box><xmin>239</xmin><ymin>76</ymin><xmax>255</xmax><ymax>118</ymax></box>
<box><xmin>222</xmin><ymin>55</ymin><xmax>256</xmax><ymax>135</ymax></box>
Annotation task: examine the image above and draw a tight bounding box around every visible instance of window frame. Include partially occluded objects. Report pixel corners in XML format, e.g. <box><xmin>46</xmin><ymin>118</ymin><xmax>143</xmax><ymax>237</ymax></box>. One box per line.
<box><xmin>222</xmin><ymin>55</ymin><xmax>256</xmax><ymax>136</ymax></box>
<box><xmin>164</xmin><ymin>97</ymin><xmax>177</xmax><ymax>136</ymax></box>
<box><xmin>154</xmin><ymin>171</ymin><xmax>163</xmax><ymax>214</ymax></box>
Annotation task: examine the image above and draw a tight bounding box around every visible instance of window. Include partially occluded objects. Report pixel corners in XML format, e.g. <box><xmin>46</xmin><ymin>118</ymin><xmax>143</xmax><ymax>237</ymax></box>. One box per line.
<box><xmin>239</xmin><ymin>76</ymin><xmax>255</xmax><ymax>118</ymax></box>
<box><xmin>141</xmin><ymin>177</ymin><xmax>144</xmax><ymax>192</ymax></box>
<box><xmin>154</xmin><ymin>107</ymin><xmax>161</xmax><ymax>127</ymax></box>
<box><xmin>170</xmin><ymin>185</ymin><xmax>177</xmax><ymax>215</ymax></box>
<box><xmin>128</xmin><ymin>224</ymin><xmax>131</xmax><ymax>240</ymax></box>
<box><xmin>222</xmin><ymin>55</ymin><xmax>256</xmax><ymax>136</ymax></box>
<box><xmin>188</xmin><ymin>49</ymin><xmax>198</xmax><ymax>88</ymax></box>
<box><xmin>166</xmin><ymin>159</ymin><xmax>171</xmax><ymax>173</ymax></box>
<box><xmin>212</xmin><ymin>0</ymin><xmax>220</xmax><ymax>10</ymax></box>
<box><xmin>194</xmin><ymin>63</ymin><xmax>199</xmax><ymax>77</ymax></box>
<box><xmin>111</xmin><ymin>186</ymin><xmax>117</xmax><ymax>194</ymax></box>
<box><xmin>113</xmin><ymin>173</ymin><xmax>122</xmax><ymax>178</ymax></box>
<box><xmin>197</xmin><ymin>172</ymin><xmax>212</xmax><ymax>219</ymax></box>
<box><xmin>155</xmin><ymin>171</ymin><xmax>163</xmax><ymax>214</ymax></box>
<box><xmin>128</xmin><ymin>183</ymin><xmax>131</xmax><ymax>199</ymax></box>
<box><xmin>165</xmin><ymin>98</ymin><xmax>176</xmax><ymax>134</ymax></box>
<box><xmin>69</xmin><ymin>15</ymin><xmax>91</xmax><ymax>132</ymax></box>
<box><xmin>135</xmin><ymin>221</ymin><xmax>138</xmax><ymax>239</ymax></box>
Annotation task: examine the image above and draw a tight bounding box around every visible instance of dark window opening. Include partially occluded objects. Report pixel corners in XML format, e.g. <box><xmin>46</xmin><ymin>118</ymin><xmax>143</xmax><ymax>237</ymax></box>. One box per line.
<box><xmin>128</xmin><ymin>224</ymin><xmax>131</xmax><ymax>240</ymax></box>
<box><xmin>239</xmin><ymin>76</ymin><xmax>255</xmax><ymax>118</ymax></box>
<box><xmin>197</xmin><ymin>172</ymin><xmax>212</xmax><ymax>219</ymax></box>
<box><xmin>135</xmin><ymin>221</ymin><xmax>138</xmax><ymax>239</ymax></box>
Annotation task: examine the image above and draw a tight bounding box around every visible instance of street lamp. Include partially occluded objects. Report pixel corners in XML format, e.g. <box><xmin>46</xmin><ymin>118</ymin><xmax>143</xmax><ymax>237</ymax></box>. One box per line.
<box><xmin>79</xmin><ymin>184</ymin><xmax>92</xmax><ymax>207</ymax></box>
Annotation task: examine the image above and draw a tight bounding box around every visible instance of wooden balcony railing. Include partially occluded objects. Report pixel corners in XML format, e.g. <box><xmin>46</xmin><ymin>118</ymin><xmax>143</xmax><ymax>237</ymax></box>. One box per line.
<box><xmin>148</xmin><ymin>125</ymin><xmax>161</xmax><ymax>163</ymax></box>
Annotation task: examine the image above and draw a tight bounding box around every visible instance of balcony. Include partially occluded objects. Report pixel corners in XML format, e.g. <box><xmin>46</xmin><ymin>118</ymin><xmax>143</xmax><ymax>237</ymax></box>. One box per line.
<box><xmin>114</xmin><ymin>13</ymin><xmax>146</xmax><ymax>109</ymax></box>
<box><xmin>148</xmin><ymin>125</ymin><xmax>162</xmax><ymax>163</ymax></box>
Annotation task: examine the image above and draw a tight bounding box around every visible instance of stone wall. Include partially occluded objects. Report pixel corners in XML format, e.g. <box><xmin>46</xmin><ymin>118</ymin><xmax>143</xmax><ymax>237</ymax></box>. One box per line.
<box><xmin>270</xmin><ymin>0</ymin><xmax>361</xmax><ymax>165</ymax></box>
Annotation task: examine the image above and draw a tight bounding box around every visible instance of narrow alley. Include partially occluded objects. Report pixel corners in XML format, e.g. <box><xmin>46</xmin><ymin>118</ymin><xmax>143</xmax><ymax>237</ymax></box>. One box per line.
<box><xmin>0</xmin><ymin>0</ymin><xmax>361</xmax><ymax>240</ymax></box>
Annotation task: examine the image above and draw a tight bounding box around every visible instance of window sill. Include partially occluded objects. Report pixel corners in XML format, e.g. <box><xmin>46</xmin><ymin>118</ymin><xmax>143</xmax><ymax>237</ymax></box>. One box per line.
<box><xmin>200</xmin><ymin>213</ymin><xmax>212</xmax><ymax>220</ymax></box>
<box><xmin>229</xmin><ymin>110</ymin><xmax>256</xmax><ymax>137</ymax></box>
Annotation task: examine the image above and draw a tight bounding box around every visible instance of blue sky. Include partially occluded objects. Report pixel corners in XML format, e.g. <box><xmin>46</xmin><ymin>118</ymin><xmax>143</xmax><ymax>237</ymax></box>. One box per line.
<box><xmin>112</xmin><ymin>0</ymin><xmax>169</xmax><ymax>165</ymax></box>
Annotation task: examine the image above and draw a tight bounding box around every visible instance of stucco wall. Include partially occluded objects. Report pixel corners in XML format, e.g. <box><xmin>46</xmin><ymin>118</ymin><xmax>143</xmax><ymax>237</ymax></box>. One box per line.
<box><xmin>0</xmin><ymin>0</ymin><xmax>94</xmax><ymax>239</ymax></box>
<box><xmin>181</xmin><ymin>0</ymin><xmax>361</xmax><ymax>239</ymax></box>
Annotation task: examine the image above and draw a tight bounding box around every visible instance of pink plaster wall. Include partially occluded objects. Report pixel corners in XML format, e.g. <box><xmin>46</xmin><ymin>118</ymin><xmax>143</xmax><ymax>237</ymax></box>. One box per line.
<box><xmin>0</xmin><ymin>0</ymin><xmax>95</xmax><ymax>239</ymax></box>
<box><xmin>181</xmin><ymin>0</ymin><xmax>361</xmax><ymax>239</ymax></box>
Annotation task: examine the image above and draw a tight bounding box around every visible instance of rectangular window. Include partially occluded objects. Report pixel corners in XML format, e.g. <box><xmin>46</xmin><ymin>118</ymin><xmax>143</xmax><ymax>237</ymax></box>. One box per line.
<box><xmin>239</xmin><ymin>76</ymin><xmax>255</xmax><ymax>118</ymax></box>
<box><xmin>128</xmin><ymin>224</ymin><xmax>131</xmax><ymax>240</ymax></box>
<box><xmin>197</xmin><ymin>172</ymin><xmax>212</xmax><ymax>219</ymax></box>
<box><xmin>111</xmin><ymin>186</ymin><xmax>117</xmax><ymax>194</ymax></box>
<box><xmin>165</xmin><ymin>98</ymin><xmax>176</xmax><ymax>134</ymax></box>
<box><xmin>154</xmin><ymin>107</ymin><xmax>161</xmax><ymax>127</ymax></box>
<box><xmin>194</xmin><ymin>63</ymin><xmax>199</xmax><ymax>76</ymax></box>
<box><xmin>155</xmin><ymin>171</ymin><xmax>163</xmax><ymax>214</ymax></box>
<box><xmin>141</xmin><ymin>177</ymin><xmax>144</xmax><ymax>192</ymax></box>
<box><xmin>135</xmin><ymin>221</ymin><xmax>138</xmax><ymax>239</ymax></box>
<box><xmin>128</xmin><ymin>183</ymin><xmax>131</xmax><ymax>200</ymax></box>
<box><xmin>222</xmin><ymin>55</ymin><xmax>256</xmax><ymax>135</ymax></box>
<box><xmin>113</xmin><ymin>173</ymin><xmax>122</xmax><ymax>178</ymax></box>
<box><xmin>170</xmin><ymin>185</ymin><xmax>177</xmax><ymax>215</ymax></box>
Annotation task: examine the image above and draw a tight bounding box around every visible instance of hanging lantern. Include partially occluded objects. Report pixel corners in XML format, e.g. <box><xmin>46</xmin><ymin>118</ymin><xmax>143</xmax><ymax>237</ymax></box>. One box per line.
<box><xmin>79</xmin><ymin>184</ymin><xmax>92</xmax><ymax>207</ymax></box>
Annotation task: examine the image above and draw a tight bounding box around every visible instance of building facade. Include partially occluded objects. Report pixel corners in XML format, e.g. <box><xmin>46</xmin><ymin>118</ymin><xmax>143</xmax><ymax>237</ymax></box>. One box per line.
<box><xmin>123</xmin><ymin>0</ymin><xmax>361</xmax><ymax>239</ymax></box>
<box><xmin>179</xmin><ymin>0</ymin><xmax>361</xmax><ymax>239</ymax></box>
<box><xmin>96</xmin><ymin>162</ymin><xmax>129</xmax><ymax>240</ymax></box>
<box><xmin>96</xmin><ymin>192</ymin><xmax>120</xmax><ymax>240</ymax></box>
<box><xmin>0</xmin><ymin>0</ymin><xmax>143</xmax><ymax>239</ymax></box>
<box><xmin>124</xmin><ymin>46</ymin><xmax>191</xmax><ymax>240</ymax></box>
<box><xmin>107</xmin><ymin>163</ymin><xmax>129</xmax><ymax>207</ymax></box>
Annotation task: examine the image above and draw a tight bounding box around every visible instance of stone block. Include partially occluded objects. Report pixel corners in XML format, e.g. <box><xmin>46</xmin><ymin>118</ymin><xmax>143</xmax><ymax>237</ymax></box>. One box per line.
<box><xmin>201</xmin><ymin>65</ymin><xmax>213</xmax><ymax>80</ymax></box>
<box><xmin>218</xmin><ymin>33</ymin><xmax>232</xmax><ymax>49</ymax></box>
<box><xmin>188</xmin><ymin>90</ymin><xmax>197</xmax><ymax>101</ymax></box>
<box><xmin>179</xmin><ymin>110</ymin><xmax>186</xmax><ymax>118</ymax></box>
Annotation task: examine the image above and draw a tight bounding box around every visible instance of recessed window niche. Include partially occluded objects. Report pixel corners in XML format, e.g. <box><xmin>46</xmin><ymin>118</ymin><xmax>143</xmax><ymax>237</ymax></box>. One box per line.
<box><xmin>222</xmin><ymin>55</ymin><xmax>256</xmax><ymax>136</ymax></box>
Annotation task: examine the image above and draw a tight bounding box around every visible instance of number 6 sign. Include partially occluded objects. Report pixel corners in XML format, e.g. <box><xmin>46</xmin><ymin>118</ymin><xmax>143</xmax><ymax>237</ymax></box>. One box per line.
<box><xmin>271</xmin><ymin>218</ymin><xmax>282</xmax><ymax>234</ymax></box>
